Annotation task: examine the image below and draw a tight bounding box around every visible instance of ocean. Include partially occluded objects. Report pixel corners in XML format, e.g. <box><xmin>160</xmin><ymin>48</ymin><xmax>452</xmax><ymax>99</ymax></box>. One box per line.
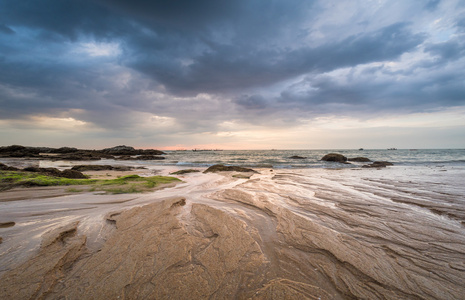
<box><xmin>152</xmin><ymin>149</ymin><xmax>465</xmax><ymax>169</ymax></box>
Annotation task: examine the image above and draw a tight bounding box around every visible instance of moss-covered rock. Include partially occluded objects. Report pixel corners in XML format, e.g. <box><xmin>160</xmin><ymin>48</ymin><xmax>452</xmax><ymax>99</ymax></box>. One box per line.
<box><xmin>0</xmin><ymin>171</ymin><xmax>180</xmax><ymax>193</ymax></box>
<box><xmin>203</xmin><ymin>165</ymin><xmax>257</xmax><ymax>173</ymax></box>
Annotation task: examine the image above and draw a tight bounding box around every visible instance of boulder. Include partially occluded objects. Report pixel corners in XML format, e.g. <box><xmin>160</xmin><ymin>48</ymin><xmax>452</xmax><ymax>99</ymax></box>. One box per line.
<box><xmin>203</xmin><ymin>165</ymin><xmax>258</xmax><ymax>173</ymax></box>
<box><xmin>52</xmin><ymin>152</ymin><xmax>105</xmax><ymax>161</ymax></box>
<box><xmin>0</xmin><ymin>222</ymin><xmax>15</xmax><ymax>228</ymax></box>
<box><xmin>8</xmin><ymin>152</ymin><xmax>36</xmax><ymax>158</ymax></box>
<box><xmin>348</xmin><ymin>157</ymin><xmax>372</xmax><ymax>162</ymax></box>
<box><xmin>114</xmin><ymin>155</ymin><xmax>165</xmax><ymax>160</ymax></box>
<box><xmin>98</xmin><ymin>145</ymin><xmax>165</xmax><ymax>156</ymax></box>
<box><xmin>53</xmin><ymin>147</ymin><xmax>79</xmax><ymax>154</ymax></box>
<box><xmin>362</xmin><ymin>161</ymin><xmax>394</xmax><ymax>168</ymax></box>
<box><xmin>0</xmin><ymin>145</ymin><xmax>27</xmax><ymax>153</ymax></box>
<box><xmin>0</xmin><ymin>145</ymin><xmax>42</xmax><ymax>158</ymax></box>
<box><xmin>60</xmin><ymin>169</ymin><xmax>87</xmax><ymax>179</ymax></box>
<box><xmin>72</xmin><ymin>165</ymin><xmax>135</xmax><ymax>171</ymax></box>
<box><xmin>170</xmin><ymin>169</ymin><xmax>201</xmax><ymax>175</ymax></box>
<box><xmin>135</xmin><ymin>155</ymin><xmax>165</xmax><ymax>160</ymax></box>
<box><xmin>23</xmin><ymin>167</ymin><xmax>62</xmax><ymax>177</ymax></box>
<box><xmin>101</xmin><ymin>145</ymin><xmax>136</xmax><ymax>155</ymax></box>
<box><xmin>321</xmin><ymin>153</ymin><xmax>348</xmax><ymax>162</ymax></box>
<box><xmin>0</xmin><ymin>145</ymin><xmax>164</xmax><ymax>160</ymax></box>
<box><xmin>0</xmin><ymin>163</ymin><xmax>19</xmax><ymax>171</ymax></box>
<box><xmin>21</xmin><ymin>166</ymin><xmax>87</xmax><ymax>178</ymax></box>
<box><xmin>112</xmin><ymin>155</ymin><xmax>132</xmax><ymax>160</ymax></box>
<box><xmin>71</xmin><ymin>165</ymin><xmax>113</xmax><ymax>171</ymax></box>
<box><xmin>140</xmin><ymin>149</ymin><xmax>165</xmax><ymax>155</ymax></box>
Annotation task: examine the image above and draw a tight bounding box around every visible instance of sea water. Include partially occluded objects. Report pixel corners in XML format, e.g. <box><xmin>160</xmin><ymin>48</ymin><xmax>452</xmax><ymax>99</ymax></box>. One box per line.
<box><xmin>157</xmin><ymin>149</ymin><xmax>465</xmax><ymax>169</ymax></box>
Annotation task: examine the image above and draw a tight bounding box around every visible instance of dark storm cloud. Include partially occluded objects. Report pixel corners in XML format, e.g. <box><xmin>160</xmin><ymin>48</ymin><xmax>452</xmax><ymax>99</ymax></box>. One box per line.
<box><xmin>456</xmin><ymin>15</ymin><xmax>465</xmax><ymax>32</ymax></box>
<box><xmin>0</xmin><ymin>0</ymin><xmax>129</xmax><ymax>41</ymax></box>
<box><xmin>425</xmin><ymin>39</ymin><xmax>465</xmax><ymax>63</ymax></box>
<box><xmin>234</xmin><ymin>95</ymin><xmax>268</xmax><ymax>110</ymax></box>
<box><xmin>424</xmin><ymin>0</ymin><xmax>441</xmax><ymax>11</ymax></box>
<box><xmin>97</xmin><ymin>0</ymin><xmax>244</xmax><ymax>31</ymax></box>
<box><xmin>0</xmin><ymin>0</ymin><xmax>315</xmax><ymax>92</ymax></box>
<box><xmin>125</xmin><ymin>22</ymin><xmax>425</xmax><ymax>95</ymax></box>
<box><xmin>0</xmin><ymin>24</ymin><xmax>14</xmax><ymax>34</ymax></box>
<box><xmin>273</xmin><ymin>64</ymin><xmax>465</xmax><ymax>117</ymax></box>
<box><xmin>0</xmin><ymin>0</ymin><xmax>464</xmax><ymax>136</ymax></box>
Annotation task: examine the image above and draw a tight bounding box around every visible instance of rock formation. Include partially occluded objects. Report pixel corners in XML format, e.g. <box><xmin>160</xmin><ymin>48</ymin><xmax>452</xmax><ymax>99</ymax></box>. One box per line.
<box><xmin>362</xmin><ymin>161</ymin><xmax>394</xmax><ymax>168</ymax></box>
<box><xmin>71</xmin><ymin>165</ymin><xmax>135</xmax><ymax>172</ymax></box>
<box><xmin>21</xmin><ymin>167</ymin><xmax>87</xmax><ymax>179</ymax></box>
<box><xmin>348</xmin><ymin>157</ymin><xmax>371</xmax><ymax>162</ymax></box>
<box><xmin>0</xmin><ymin>145</ymin><xmax>165</xmax><ymax>160</ymax></box>
<box><xmin>321</xmin><ymin>153</ymin><xmax>347</xmax><ymax>162</ymax></box>
<box><xmin>203</xmin><ymin>164</ymin><xmax>258</xmax><ymax>173</ymax></box>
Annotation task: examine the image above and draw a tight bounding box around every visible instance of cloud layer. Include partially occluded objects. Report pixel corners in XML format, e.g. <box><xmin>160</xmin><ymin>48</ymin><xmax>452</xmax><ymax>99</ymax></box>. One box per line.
<box><xmin>0</xmin><ymin>0</ymin><xmax>464</xmax><ymax>148</ymax></box>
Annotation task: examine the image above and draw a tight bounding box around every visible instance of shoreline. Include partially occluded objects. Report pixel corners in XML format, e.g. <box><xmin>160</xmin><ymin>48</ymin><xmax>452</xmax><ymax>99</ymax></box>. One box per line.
<box><xmin>1</xmin><ymin>162</ymin><xmax>464</xmax><ymax>299</ymax></box>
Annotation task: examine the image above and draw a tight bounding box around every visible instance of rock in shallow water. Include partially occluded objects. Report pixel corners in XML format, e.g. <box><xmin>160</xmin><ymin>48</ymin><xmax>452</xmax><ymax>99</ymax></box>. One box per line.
<box><xmin>71</xmin><ymin>165</ymin><xmax>134</xmax><ymax>171</ymax></box>
<box><xmin>348</xmin><ymin>157</ymin><xmax>372</xmax><ymax>162</ymax></box>
<box><xmin>321</xmin><ymin>153</ymin><xmax>348</xmax><ymax>162</ymax></box>
<box><xmin>203</xmin><ymin>164</ymin><xmax>257</xmax><ymax>173</ymax></box>
<box><xmin>362</xmin><ymin>161</ymin><xmax>394</xmax><ymax>168</ymax></box>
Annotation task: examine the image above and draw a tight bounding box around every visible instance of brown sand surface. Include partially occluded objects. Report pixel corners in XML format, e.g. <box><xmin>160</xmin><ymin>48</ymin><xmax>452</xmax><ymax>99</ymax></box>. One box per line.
<box><xmin>0</xmin><ymin>170</ymin><xmax>163</xmax><ymax>202</ymax></box>
<box><xmin>1</xmin><ymin>167</ymin><xmax>464</xmax><ymax>299</ymax></box>
<box><xmin>0</xmin><ymin>186</ymin><xmax>76</xmax><ymax>202</ymax></box>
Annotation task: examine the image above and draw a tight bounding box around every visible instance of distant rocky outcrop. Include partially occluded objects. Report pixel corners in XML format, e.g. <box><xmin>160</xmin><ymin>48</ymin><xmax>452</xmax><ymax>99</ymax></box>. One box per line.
<box><xmin>204</xmin><ymin>165</ymin><xmax>258</xmax><ymax>173</ymax></box>
<box><xmin>100</xmin><ymin>145</ymin><xmax>136</xmax><ymax>155</ymax></box>
<box><xmin>0</xmin><ymin>163</ymin><xmax>19</xmax><ymax>171</ymax></box>
<box><xmin>55</xmin><ymin>152</ymin><xmax>109</xmax><ymax>161</ymax></box>
<box><xmin>348</xmin><ymin>157</ymin><xmax>372</xmax><ymax>162</ymax></box>
<box><xmin>1</xmin><ymin>163</ymin><xmax>88</xmax><ymax>179</ymax></box>
<box><xmin>0</xmin><ymin>145</ymin><xmax>28</xmax><ymax>153</ymax></box>
<box><xmin>71</xmin><ymin>165</ymin><xmax>138</xmax><ymax>172</ymax></box>
<box><xmin>135</xmin><ymin>155</ymin><xmax>163</xmax><ymax>160</ymax></box>
<box><xmin>362</xmin><ymin>161</ymin><xmax>394</xmax><ymax>168</ymax></box>
<box><xmin>0</xmin><ymin>145</ymin><xmax>42</xmax><ymax>158</ymax></box>
<box><xmin>321</xmin><ymin>153</ymin><xmax>348</xmax><ymax>162</ymax></box>
<box><xmin>22</xmin><ymin>167</ymin><xmax>87</xmax><ymax>179</ymax></box>
<box><xmin>170</xmin><ymin>169</ymin><xmax>201</xmax><ymax>175</ymax></box>
<box><xmin>54</xmin><ymin>147</ymin><xmax>79</xmax><ymax>153</ymax></box>
<box><xmin>101</xmin><ymin>145</ymin><xmax>164</xmax><ymax>156</ymax></box>
<box><xmin>0</xmin><ymin>145</ymin><xmax>165</xmax><ymax>161</ymax></box>
<box><xmin>289</xmin><ymin>156</ymin><xmax>307</xmax><ymax>159</ymax></box>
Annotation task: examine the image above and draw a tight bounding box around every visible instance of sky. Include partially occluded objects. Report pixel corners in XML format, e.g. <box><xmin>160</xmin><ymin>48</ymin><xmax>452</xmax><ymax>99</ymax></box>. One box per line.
<box><xmin>0</xmin><ymin>0</ymin><xmax>464</xmax><ymax>150</ymax></box>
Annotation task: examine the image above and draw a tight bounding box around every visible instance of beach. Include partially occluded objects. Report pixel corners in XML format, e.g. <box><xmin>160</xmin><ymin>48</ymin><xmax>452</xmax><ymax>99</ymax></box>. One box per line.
<box><xmin>3</xmin><ymin>0</ymin><xmax>465</xmax><ymax>297</ymax></box>
<box><xmin>1</xmin><ymin>158</ymin><xmax>465</xmax><ymax>299</ymax></box>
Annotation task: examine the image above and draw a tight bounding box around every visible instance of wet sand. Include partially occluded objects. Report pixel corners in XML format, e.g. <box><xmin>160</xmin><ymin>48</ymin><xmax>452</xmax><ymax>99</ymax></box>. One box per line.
<box><xmin>1</xmin><ymin>166</ymin><xmax>464</xmax><ymax>299</ymax></box>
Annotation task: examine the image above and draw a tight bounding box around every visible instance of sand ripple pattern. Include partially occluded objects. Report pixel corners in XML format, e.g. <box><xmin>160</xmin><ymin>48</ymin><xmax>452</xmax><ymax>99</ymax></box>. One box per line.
<box><xmin>0</xmin><ymin>168</ymin><xmax>464</xmax><ymax>299</ymax></box>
